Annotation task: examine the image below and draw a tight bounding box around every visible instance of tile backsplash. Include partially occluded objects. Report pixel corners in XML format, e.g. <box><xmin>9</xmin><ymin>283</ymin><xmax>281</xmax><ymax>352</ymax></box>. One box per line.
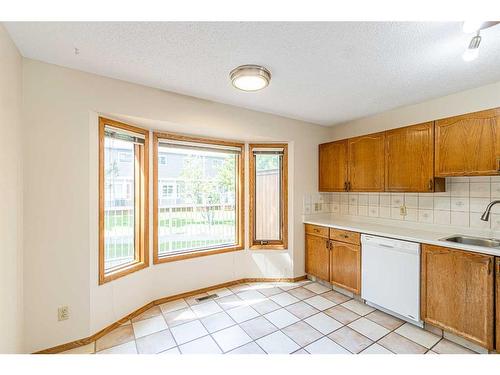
<box><xmin>304</xmin><ymin>177</ymin><xmax>500</xmax><ymax>231</ymax></box>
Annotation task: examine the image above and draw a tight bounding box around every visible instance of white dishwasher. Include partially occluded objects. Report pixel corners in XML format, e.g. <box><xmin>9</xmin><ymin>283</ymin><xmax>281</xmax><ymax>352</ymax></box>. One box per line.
<box><xmin>361</xmin><ymin>234</ymin><xmax>422</xmax><ymax>326</ymax></box>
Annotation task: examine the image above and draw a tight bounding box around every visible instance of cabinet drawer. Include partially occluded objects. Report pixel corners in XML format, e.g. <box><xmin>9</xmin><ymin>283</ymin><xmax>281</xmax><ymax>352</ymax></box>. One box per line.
<box><xmin>330</xmin><ymin>228</ymin><xmax>360</xmax><ymax>245</ymax></box>
<box><xmin>305</xmin><ymin>224</ymin><xmax>329</xmax><ymax>238</ymax></box>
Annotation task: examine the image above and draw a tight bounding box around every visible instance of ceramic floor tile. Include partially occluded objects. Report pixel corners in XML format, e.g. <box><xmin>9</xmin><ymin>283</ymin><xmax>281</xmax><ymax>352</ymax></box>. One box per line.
<box><xmin>285</xmin><ymin>301</ymin><xmax>320</xmax><ymax>319</ymax></box>
<box><xmin>264</xmin><ymin>308</ymin><xmax>300</xmax><ymax>329</ymax></box>
<box><xmin>95</xmin><ymin>324</ymin><xmax>135</xmax><ymax>352</ymax></box>
<box><xmin>159</xmin><ymin>299</ymin><xmax>189</xmax><ymax>314</ymax></box>
<box><xmin>162</xmin><ymin>307</ymin><xmax>197</xmax><ymax>328</ymax></box>
<box><xmin>292</xmin><ymin>348</ymin><xmax>310</xmax><ymax>354</ymax></box>
<box><xmin>282</xmin><ymin>321</ymin><xmax>323</xmax><ymax>347</ymax></box>
<box><xmin>395</xmin><ymin>322</ymin><xmax>440</xmax><ymax>349</ymax></box>
<box><xmin>239</xmin><ymin>316</ymin><xmax>278</xmax><ymax>340</ymax></box>
<box><xmin>348</xmin><ymin>317</ymin><xmax>390</xmax><ymax>341</ymax></box>
<box><xmin>252</xmin><ymin>299</ymin><xmax>281</xmax><ymax>315</ymax></box>
<box><xmin>304</xmin><ymin>337</ymin><xmax>349</xmax><ymax>354</ymax></box>
<box><xmin>228</xmin><ymin>283</ymin><xmax>251</xmax><ymax>293</ymax></box>
<box><xmin>287</xmin><ymin>287</ymin><xmax>316</xmax><ymax>300</ymax></box>
<box><xmin>226</xmin><ymin>305</ymin><xmax>259</xmax><ymax>323</ymax></box>
<box><xmin>200</xmin><ymin>311</ymin><xmax>235</xmax><ymax>333</ymax></box>
<box><xmin>303</xmin><ymin>282</ymin><xmax>331</xmax><ymax>294</ymax></box>
<box><xmin>210</xmin><ymin>287</ymin><xmax>233</xmax><ymax>298</ymax></box>
<box><xmin>321</xmin><ymin>290</ymin><xmax>351</xmax><ymax>304</ymax></box>
<box><xmin>303</xmin><ymin>295</ymin><xmax>336</xmax><ymax>310</ymax></box>
<box><xmin>328</xmin><ymin>326</ymin><xmax>373</xmax><ymax>353</ymax></box>
<box><xmin>341</xmin><ymin>300</ymin><xmax>375</xmax><ymax>316</ymax></box>
<box><xmin>170</xmin><ymin>320</ymin><xmax>209</xmax><ymax>345</ymax></box>
<box><xmin>432</xmin><ymin>339</ymin><xmax>475</xmax><ymax>354</ymax></box>
<box><xmin>365</xmin><ymin>310</ymin><xmax>404</xmax><ymax>331</ymax></box>
<box><xmin>159</xmin><ymin>347</ymin><xmax>181</xmax><ymax>355</ymax></box>
<box><xmin>324</xmin><ymin>305</ymin><xmax>360</xmax><ymax>325</ymax></box>
<box><xmin>359</xmin><ymin>343</ymin><xmax>393</xmax><ymax>354</ymax></box>
<box><xmin>61</xmin><ymin>342</ymin><xmax>95</xmax><ymax>354</ymax></box>
<box><xmin>179</xmin><ymin>335</ymin><xmax>222</xmax><ymax>354</ymax></box>
<box><xmin>269</xmin><ymin>292</ymin><xmax>300</xmax><ymax>307</ymax></box>
<box><xmin>256</xmin><ymin>331</ymin><xmax>300</xmax><ymax>354</ymax></box>
<box><xmin>237</xmin><ymin>290</ymin><xmax>267</xmax><ymax>304</ymax></box>
<box><xmin>96</xmin><ymin>341</ymin><xmax>137</xmax><ymax>354</ymax></box>
<box><xmin>131</xmin><ymin>306</ymin><xmax>162</xmax><ymax>323</ymax></box>
<box><xmin>304</xmin><ymin>312</ymin><xmax>343</xmax><ymax>335</ymax></box>
<box><xmin>258</xmin><ymin>287</ymin><xmax>284</xmax><ymax>297</ymax></box>
<box><xmin>135</xmin><ymin>329</ymin><xmax>176</xmax><ymax>354</ymax></box>
<box><xmin>191</xmin><ymin>300</ymin><xmax>223</xmax><ymax>319</ymax></box>
<box><xmin>216</xmin><ymin>294</ymin><xmax>247</xmax><ymax>310</ymax></box>
<box><xmin>132</xmin><ymin>315</ymin><xmax>168</xmax><ymax>339</ymax></box>
<box><xmin>211</xmin><ymin>325</ymin><xmax>252</xmax><ymax>352</ymax></box>
<box><xmin>378</xmin><ymin>332</ymin><xmax>427</xmax><ymax>354</ymax></box>
<box><xmin>228</xmin><ymin>341</ymin><xmax>266</xmax><ymax>354</ymax></box>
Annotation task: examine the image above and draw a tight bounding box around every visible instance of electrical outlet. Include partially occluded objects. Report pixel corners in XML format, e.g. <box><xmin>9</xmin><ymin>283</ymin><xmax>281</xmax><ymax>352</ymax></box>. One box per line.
<box><xmin>400</xmin><ymin>205</ymin><xmax>407</xmax><ymax>216</ymax></box>
<box><xmin>58</xmin><ymin>306</ymin><xmax>69</xmax><ymax>321</ymax></box>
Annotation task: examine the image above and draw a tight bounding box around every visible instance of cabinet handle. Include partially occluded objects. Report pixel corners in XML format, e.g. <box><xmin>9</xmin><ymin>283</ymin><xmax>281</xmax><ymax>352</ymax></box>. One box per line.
<box><xmin>488</xmin><ymin>258</ymin><xmax>493</xmax><ymax>275</ymax></box>
<box><xmin>347</xmin><ymin>181</ymin><xmax>351</xmax><ymax>191</ymax></box>
<box><xmin>344</xmin><ymin>181</ymin><xmax>348</xmax><ymax>191</ymax></box>
<box><xmin>325</xmin><ymin>240</ymin><xmax>329</xmax><ymax>249</ymax></box>
<box><xmin>428</xmin><ymin>179</ymin><xmax>433</xmax><ymax>191</ymax></box>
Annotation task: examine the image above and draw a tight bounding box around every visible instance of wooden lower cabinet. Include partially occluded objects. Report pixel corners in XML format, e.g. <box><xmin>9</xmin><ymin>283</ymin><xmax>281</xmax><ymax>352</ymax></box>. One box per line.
<box><xmin>496</xmin><ymin>257</ymin><xmax>500</xmax><ymax>351</ymax></box>
<box><xmin>421</xmin><ymin>244</ymin><xmax>495</xmax><ymax>350</ymax></box>
<box><xmin>330</xmin><ymin>241</ymin><xmax>361</xmax><ymax>294</ymax></box>
<box><xmin>305</xmin><ymin>232</ymin><xmax>330</xmax><ymax>281</ymax></box>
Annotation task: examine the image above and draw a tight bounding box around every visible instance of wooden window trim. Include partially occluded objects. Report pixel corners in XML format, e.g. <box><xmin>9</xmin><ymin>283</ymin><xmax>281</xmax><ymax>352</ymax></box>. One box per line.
<box><xmin>153</xmin><ymin>132</ymin><xmax>245</xmax><ymax>264</ymax></box>
<box><xmin>99</xmin><ymin>117</ymin><xmax>149</xmax><ymax>285</ymax></box>
<box><xmin>249</xmin><ymin>143</ymin><xmax>288</xmax><ymax>250</ymax></box>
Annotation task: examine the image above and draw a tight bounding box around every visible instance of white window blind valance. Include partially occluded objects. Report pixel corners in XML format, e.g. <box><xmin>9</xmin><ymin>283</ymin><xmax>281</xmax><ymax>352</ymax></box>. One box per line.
<box><xmin>252</xmin><ymin>147</ymin><xmax>284</xmax><ymax>155</ymax></box>
<box><xmin>158</xmin><ymin>138</ymin><xmax>242</xmax><ymax>154</ymax></box>
<box><xmin>104</xmin><ymin>125</ymin><xmax>146</xmax><ymax>145</ymax></box>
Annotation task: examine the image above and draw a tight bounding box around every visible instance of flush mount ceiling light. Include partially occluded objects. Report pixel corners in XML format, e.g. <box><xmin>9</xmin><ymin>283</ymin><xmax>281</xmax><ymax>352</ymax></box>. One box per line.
<box><xmin>230</xmin><ymin>65</ymin><xmax>271</xmax><ymax>92</ymax></box>
<box><xmin>461</xmin><ymin>21</ymin><xmax>500</xmax><ymax>62</ymax></box>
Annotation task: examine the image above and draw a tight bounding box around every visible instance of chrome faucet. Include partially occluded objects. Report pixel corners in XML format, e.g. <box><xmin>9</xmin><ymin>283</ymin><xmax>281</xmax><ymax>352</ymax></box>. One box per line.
<box><xmin>480</xmin><ymin>200</ymin><xmax>500</xmax><ymax>221</ymax></box>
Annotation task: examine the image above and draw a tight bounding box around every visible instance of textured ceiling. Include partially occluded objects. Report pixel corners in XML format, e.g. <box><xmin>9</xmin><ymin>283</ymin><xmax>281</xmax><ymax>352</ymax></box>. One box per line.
<box><xmin>5</xmin><ymin>22</ymin><xmax>500</xmax><ymax>126</ymax></box>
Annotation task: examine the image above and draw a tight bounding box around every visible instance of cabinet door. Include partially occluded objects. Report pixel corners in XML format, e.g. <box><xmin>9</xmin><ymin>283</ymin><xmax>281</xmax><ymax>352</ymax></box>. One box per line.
<box><xmin>330</xmin><ymin>241</ymin><xmax>361</xmax><ymax>294</ymax></box>
<box><xmin>421</xmin><ymin>244</ymin><xmax>494</xmax><ymax>349</ymax></box>
<box><xmin>435</xmin><ymin>108</ymin><xmax>500</xmax><ymax>176</ymax></box>
<box><xmin>318</xmin><ymin>140</ymin><xmax>348</xmax><ymax>191</ymax></box>
<box><xmin>348</xmin><ymin>133</ymin><xmax>385</xmax><ymax>191</ymax></box>
<box><xmin>385</xmin><ymin>122</ymin><xmax>436</xmax><ymax>192</ymax></box>
<box><xmin>305</xmin><ymin>233</ymin><xmax>330</xmax><ymax>281</ymax></box>
<box><xmin>496</xmin><ymin>258</ymin><xmax>500</xmax><ymax>351</ymax></box>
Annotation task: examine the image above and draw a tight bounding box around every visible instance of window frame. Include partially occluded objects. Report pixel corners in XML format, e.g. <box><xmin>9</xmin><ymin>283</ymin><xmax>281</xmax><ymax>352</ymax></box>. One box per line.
<box><xmin>249</xmin><ymin>143</ymin><xmax>288</xmax><ymax>250</ymax></box>
<box><xmin>153</xmin><ymin>132</ymin><xmax>245</xmax><ymax>264</ymax></box>
<box><xmin>99</xmin><ymin>117</ymin><xmax>150</xmax><ymax>284</ymax></box>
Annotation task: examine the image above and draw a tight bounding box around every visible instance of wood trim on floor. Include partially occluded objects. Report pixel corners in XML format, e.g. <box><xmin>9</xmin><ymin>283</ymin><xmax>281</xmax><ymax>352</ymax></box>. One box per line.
<box><xmin>34</xmin><ymin>275</ymin><xmax>307</xmax><ymax>354</ymax></box>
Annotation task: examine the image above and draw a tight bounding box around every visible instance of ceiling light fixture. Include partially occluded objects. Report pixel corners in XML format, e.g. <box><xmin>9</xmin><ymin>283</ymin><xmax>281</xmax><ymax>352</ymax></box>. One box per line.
<box><xmin>230</xmin><ymin>65</ymin><xmax>271</xmax><ymax>92</ymax></box>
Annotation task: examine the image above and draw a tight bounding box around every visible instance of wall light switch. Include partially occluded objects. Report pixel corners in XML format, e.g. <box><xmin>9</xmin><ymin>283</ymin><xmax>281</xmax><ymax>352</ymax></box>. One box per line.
<box><xmin>58</xmin><ymin>306</ymin><xmax>69</xmax><ymax>321</ymax></box>
<box><xmin>400</xmin><ymin>205</ymin><xmax>407</xmax><ymax>216</ymax></box>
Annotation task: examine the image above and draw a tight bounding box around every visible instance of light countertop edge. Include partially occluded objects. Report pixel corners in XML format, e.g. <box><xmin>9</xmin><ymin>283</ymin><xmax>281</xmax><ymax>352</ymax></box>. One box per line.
<box><xmin>303</xmin><ymin>215</ymin><xmax>500</xmax><ymax>257</ymax></box>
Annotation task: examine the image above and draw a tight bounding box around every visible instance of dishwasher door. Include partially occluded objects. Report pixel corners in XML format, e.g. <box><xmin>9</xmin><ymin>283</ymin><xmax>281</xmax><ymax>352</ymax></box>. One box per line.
<box><xmin>361</xmin><ymin>234</ymin><xmax>421</xmax><ymax>324</ymax></box>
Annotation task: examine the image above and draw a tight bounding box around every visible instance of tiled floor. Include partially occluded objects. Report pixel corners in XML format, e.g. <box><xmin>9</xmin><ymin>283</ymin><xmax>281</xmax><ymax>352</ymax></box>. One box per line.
<box><xmin>63</xmin><ymin>280</ymin><xmax>478</xmax><ymax>354</ymax></box>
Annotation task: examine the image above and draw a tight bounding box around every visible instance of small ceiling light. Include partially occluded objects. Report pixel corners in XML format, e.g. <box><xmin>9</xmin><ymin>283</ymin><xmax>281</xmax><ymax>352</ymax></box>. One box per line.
<box><xmin>462</xmin><ymin>33</ymin><xmax>481</xmax><ymax>62</ymax></box>
<box><xmin>230</xmin><ymin>65</ymin><xmax>271</xmax><ymax>92</ymax></box>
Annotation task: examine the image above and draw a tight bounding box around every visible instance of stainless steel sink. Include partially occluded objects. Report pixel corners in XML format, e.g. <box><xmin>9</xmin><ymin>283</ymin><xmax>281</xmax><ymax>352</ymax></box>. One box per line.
<box><xmin>440</xmin><ymin>235</ymin><xmax>500</xmax><ymax>248</ymax></box>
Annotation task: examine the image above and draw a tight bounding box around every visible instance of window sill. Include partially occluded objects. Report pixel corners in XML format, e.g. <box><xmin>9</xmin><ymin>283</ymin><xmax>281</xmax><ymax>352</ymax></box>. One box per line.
<box><xmin>249</xmin><ymin>244</ymin><xmax>287</xmax><ymax>250</ymax></box>
<box><xmin>154</xmin><ymin>245</ymin><xmax>244</xmax><ymax>264</ymax></box>
<box><xmin>99</xmin><ymin>261</ymin><xmax>149</xmax><ymax>285</ymax></box>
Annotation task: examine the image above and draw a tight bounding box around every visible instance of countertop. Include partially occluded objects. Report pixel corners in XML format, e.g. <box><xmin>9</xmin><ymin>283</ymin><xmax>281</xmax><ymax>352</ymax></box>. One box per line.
<box><xmin>303</xmin><ymin>214</ymin><xmax>500</xmax><ymax>257</ymax></box>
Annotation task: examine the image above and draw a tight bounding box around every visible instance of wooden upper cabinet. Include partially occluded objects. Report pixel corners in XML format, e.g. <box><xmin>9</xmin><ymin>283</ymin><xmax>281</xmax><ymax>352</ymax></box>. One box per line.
<box><xmin>385</xmin><ymin>122</ymin><xmax>443</xmax><ymax>192</ymax></box>
<box><xmin>421</xmin><ymin>244</ymin><xmax>494</xmax><ymax>350</ymax></box>
<box><xmin>348</xmin><ymin>132</ymin><xmax>385</xmax><ymax>191</ymax></box>
<box><xmin>435</xmin><ymin>108</ymin><xmax>500</xmax><ymax>176</ymax></box>
<box><xmin>318</xmin><ymin>140</ymin><xmax>348</xmax><ymax>191</ymax></box>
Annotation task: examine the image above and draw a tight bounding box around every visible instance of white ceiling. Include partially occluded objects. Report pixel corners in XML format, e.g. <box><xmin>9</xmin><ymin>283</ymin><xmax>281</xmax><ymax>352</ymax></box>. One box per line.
<box><xmin>5</xmin><ymin>22</ymin><xmax>500</xmax><ymax>126</ymax></box>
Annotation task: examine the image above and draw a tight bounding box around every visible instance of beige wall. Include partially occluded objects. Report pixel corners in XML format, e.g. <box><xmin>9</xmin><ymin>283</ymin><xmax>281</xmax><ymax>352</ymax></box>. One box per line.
<box><xmin>329</xmin><ymin>80</ymin><xmax>500</xmax><ymax>140</ymax></box>
<box><xmin>22</xmin><ymin>58</ymin><xmax>330</xmax><ymax>352</ymax></box>
<box><xmin>0</xmin><ymin>25</ymin><xmax>23</xmax><ymax>353</ymax></box>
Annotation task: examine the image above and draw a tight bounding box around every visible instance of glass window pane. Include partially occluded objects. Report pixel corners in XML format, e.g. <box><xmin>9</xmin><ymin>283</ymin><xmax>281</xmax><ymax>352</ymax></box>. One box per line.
<box><xmin>104</xmin><ymin>137</ymin><xmax>136</xmax><ymax>271</ymax></box>
<box><xmin>158</xmin><ymin>145</ymin><xmax>238</xmax><ymax>256</ymax></box>
<box><xmin>254</xmin><ymin>154</ymin><xmax>282</xmax><ymax>241</ymax></box>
